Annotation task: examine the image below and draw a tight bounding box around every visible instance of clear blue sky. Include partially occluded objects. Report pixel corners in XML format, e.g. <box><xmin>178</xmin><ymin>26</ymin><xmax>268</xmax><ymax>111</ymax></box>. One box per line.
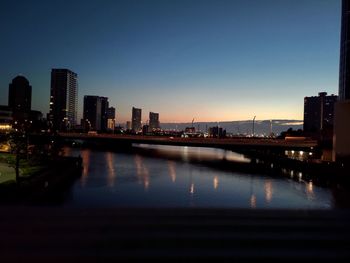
<box><xmin>0</xmin><ymin>0</ymin><xmax>341</xmax><ymax>123</ymax></box>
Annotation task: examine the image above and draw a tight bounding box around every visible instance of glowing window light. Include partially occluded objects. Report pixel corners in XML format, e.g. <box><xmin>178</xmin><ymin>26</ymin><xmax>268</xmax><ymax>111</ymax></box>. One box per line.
<box><xmin>0</xmin><ymin>124</ymin><xmax>12</xmax><ymax>130</ymax></box>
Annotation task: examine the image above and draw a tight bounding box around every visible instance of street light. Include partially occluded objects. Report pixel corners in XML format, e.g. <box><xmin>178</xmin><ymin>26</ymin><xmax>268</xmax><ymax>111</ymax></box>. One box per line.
<box><xmin>252</xmin><ymin>116</ymin><xmax>256</xmax><ymax>137</ymax></box>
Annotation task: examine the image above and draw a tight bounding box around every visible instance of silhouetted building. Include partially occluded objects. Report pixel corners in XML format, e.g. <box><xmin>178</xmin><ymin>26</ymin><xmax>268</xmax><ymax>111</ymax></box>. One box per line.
<box><xmin>83</xmin><ymin>96</ymin><xmax>109</xmax><ymax>131</ymax></box>
<box><xmin>208</xmin><ymin>126</ymin><xmax>226</xmax><ymax>138</ymax></box>
<box><xmin>83</xmin><ymin>96</ymin><xmax>101</xmax><ymax>131</ymax></box>
<box><xmin>339</xmin><ymin>0</ymin><xmax>350</xmax><ymax>101</ymax></box>
<box><xmin>107</xmin><ymin>107</ymin><xmax>116</xmax><ymax>131</ymax></box>
<box><xmin>304</xmin><ymin>92</ymin><xmax>337</xmax><ymax>133</ymax></box>
<box><xmin>126</xmin><ymin>121</ymin><xmax>132</xmax><ymax>130</ymax></box>
<box><xmin>8</xmin><ymin>75</ymin><xmax>32</xmax><ymax>121</ymax></box>
<box><xmin>149</xmin><ymin>112</ymin><xmax>160</xmax><ymax>130</ymax></box>
<box><xmin>131</xmin><ymin>107</ymin><xmax>142</xmax><ymax>132</ymax></box>
<box><xmin>142</xmin><ymin>124</ymin><xmax>150</xmax><ymax>134</ymax></box>
<box><xmin>49</xmin><ymin>68</ymin><xmax>78</xmax><ymax>131</ymax></box>
<box><xmin>100</xmin><ymin>97</ymin><xmax>109</xmax><ymax>132</ymax></box>
<box><xmin>334</xmin><ymin>0</ymin><xmax>350</xmax><ymax>160</ymax></box>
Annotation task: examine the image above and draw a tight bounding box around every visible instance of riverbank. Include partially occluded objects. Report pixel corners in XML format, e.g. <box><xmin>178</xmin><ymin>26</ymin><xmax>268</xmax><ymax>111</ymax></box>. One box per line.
<box><xmin>0</xmin><ymin>156</ymin><xmax>82</xmax><ymax>204</ymax></box>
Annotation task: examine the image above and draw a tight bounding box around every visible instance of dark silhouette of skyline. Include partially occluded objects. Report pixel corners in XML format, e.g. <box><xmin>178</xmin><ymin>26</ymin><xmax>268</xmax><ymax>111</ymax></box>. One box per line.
<box><xmin>8</xmin><ymin>75</ymin><xmax>32</xmax><ymax>113</ymax></box>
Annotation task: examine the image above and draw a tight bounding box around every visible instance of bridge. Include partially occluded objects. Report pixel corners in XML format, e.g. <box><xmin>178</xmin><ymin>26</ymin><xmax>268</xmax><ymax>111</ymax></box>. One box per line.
<box><xmin>59</xmin><ymin>133</ymin><xmax>318</xmax><ymax>153</ymax></box>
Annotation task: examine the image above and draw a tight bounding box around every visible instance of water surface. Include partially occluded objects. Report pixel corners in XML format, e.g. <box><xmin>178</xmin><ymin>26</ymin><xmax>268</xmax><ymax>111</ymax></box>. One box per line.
<box><xmin>63</xmin><ymin>145</ymin><xmax>334</xmax><ymax>209</ymax></box>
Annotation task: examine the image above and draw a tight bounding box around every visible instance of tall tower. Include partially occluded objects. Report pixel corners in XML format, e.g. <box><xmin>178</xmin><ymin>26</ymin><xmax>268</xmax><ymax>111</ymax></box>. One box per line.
<box><xmin>83</xmin><ymin>95</ymin><xmax>109</xmax><ymax>131</ymax></box>
<box><xmin>107</xmin><ymin>107</ymin><xmax>116</xmax><ymax>131</ymax></box>
<box><xmin>131</xmin><ymin>107</ymin><xmax>142</xmax><ymax>132</ymax></box>
<box><xmin>334</xmin><ymin>0</ymin><xmax>350</xmax><ymax>160</ymax></box>
<box><xmin>83</xmin><ymin>96</ymin><xmax>101</xmax><ymax>131</ymax></box>
<box><xmin>8</xmin><ymin>75</ymin><xmax>32</xmax><ymax>117</ymax></box>
<box><xmin>304</xmin><ymin>92</ymin><xmax>337</xmax><ymax>134</ymax></box>
<box><xmin>149</xmin><ymin>112</ymin><xmax>160</xmax><ymax>130</ymax></box>
<box><xmin>49</xmin><ymin>69</ymin><xmax>78</xmax><ymax>131</ymax></box>
<box><xmin>339</xmin><ymin>0</ymin><xmax>350</xmax><ymax>101</ymax></box>
<box><xmin>100</xmin><ymin>97</ymin><xmax>109</xmax><ymax>132</ymax></box>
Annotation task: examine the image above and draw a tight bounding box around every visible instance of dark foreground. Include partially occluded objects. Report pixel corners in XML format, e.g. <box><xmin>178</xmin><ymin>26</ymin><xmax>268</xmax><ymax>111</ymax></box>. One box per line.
<box><xmin>0</xmin><ymin>207</ymin><xmax>349</xmax><ymax>262</ymax></box>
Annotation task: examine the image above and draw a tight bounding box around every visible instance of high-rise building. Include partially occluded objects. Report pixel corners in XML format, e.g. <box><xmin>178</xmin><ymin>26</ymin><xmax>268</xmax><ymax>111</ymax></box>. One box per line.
<box><xmin>107</xmin><ymin>107</ymin><xmax>116</xmax><ymax>130</ymax></box>
<box><xmin>131</xmin><ymin>107</ymin><xmax>142</xmax><ymax>132</ymax></box>
<box><xmin>149</xmin><ymin>112</ymin><xmax>160</xmax><ymax>130</ymax></box>
<box><xmin>304</xmin><ymin>92</ymin><xmax>337</xmax><ymax>133</ymax></box>
<box><xmin>49</xmin><ymin>69</ymin><xmax>78</xmax><ymax>131</ymax></box>
<box><xmin>83</xmin><ymin>96</ymin><xmax>109</xmax><ymax>131</ymax></box>
<box><xmin>339</xmin><ymin>0</ymin><xmax>350</xmax><ymax>101</ymax></box>
<box><xmin>8</xmin><ymin>75</ymin><xmax>32</xmax><ymax>119</ymax></box>
<box><xmin>100</xmin><ymin>97</ymin><xmax>109</xmax><ymax>132</ymax></box>
<box><xmin>334</xmin><ymin>0</ymin><xmax>350</xmax><ymax>160</ymax></box>
<box><xmin>83</xmin><ymin>96</ymin><xmax>101</xmax><ymax>131</ymax></box>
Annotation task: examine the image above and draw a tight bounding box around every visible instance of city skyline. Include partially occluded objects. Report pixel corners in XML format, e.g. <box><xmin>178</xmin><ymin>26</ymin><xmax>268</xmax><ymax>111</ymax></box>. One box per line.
<box><xmin>0</xmin><ymin>0</ymin><xmax>341</xmax><ymax>123</ymax></box>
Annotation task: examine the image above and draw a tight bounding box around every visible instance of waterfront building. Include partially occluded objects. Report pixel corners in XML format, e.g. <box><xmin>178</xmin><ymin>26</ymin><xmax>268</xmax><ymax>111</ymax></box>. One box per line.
<box><xmin>107</xmin><ymin>107</ymin><xmax>116</xmax><ymax>131</ymax></box>
<box><xmin>335</xmin><ymin>0</ymin><xmax>350</xmax><ymax>160</ymax></box>
<box><xmin>208</xmin><ymin>126</ymin><xmax>226</xmax><ymax>138</ymax></box>
<box><xmin>303</xmin><ymin>92</ymin><xmax>337</xmax><ymax>133</ymax></box>
<box><xmin>339</xmin><ymin>0</ymin><xmax>350</xmax><ymax>101</ymax></box>
<box><xmin>8</xmin><ymin>75</ymin><xmax>32</xmax><ymax>121</ymax></box>
<box><xmin>149</xmin><ymin>112</ymin><xmax>160</xmax><ymax>130</ymax></box>
<box><xmin>131</xmin><ymin>107</ymin><xmax>142</xmax><ymax>132</ymax></box>
<box><xmin>126</xmin><ymin>121</ymin><xmax>132</xmax><ymax>130</ymax></box>
<box><xmin>49</xmin><ymin>69</ymin><xmax>78</xmax><ymax>131</ymax></box>
<box><xmin>100</xmin><ymin>97</ymin><xmax>109</xmax><ymax>132</ymax></box>
<box><xmin>142</xmin><ymin>124</ymin><xmax>150</xmax><ymax>134</ymax></box>
<box><xmin>83</xmin><ymin>96</ymin><xmax>109</xmax><ymax>132</ymax></box>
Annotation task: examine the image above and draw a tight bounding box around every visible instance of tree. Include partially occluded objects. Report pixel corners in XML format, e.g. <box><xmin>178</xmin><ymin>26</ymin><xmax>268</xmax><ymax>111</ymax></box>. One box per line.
<box><xmin>8</xmin><ymin>130</ymin><xmax>28</xmax><ymax>185</ymax></box>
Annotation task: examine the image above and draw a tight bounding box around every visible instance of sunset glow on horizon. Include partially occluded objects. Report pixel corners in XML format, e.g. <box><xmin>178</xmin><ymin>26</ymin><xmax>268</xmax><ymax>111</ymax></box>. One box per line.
<box><xmin>0</xmin><ymin>0</ymin><xmax>340</xmax><ymax>124</ymax></box>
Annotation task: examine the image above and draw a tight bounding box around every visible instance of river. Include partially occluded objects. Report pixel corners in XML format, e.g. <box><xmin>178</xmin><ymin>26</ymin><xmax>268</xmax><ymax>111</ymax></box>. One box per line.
<box><xmin>62</xmin><ymin>144</ymin><xmax>334</xmax><ymax>209</ymax></box>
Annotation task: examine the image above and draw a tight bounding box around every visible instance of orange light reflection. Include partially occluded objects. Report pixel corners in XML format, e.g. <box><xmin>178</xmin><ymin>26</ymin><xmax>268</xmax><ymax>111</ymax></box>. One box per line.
<box><xmin>168</xmin><ymin>161</ymin><xmax>177</xmax><ymax>183</ymax></box>
<box><xmin>106</xmin><ymin>152</ymin><xmax>116</xmax><ymax>187</ymax></box>
<box><xmin>134</xmin><ymin>154</ymin><xmax>150</xmax><ymax>190</ymax></box>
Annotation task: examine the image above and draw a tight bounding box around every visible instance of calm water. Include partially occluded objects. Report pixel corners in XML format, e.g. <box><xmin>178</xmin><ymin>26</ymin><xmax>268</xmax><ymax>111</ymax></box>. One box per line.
<box><xmin>63</xmin><ymin>144</ymin><xmax>334</xmax><ymax>209</ymax></box>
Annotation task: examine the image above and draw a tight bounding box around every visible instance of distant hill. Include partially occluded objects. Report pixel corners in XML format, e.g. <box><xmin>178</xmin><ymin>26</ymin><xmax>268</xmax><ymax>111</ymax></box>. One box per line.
<box><xmin>160</xmin><ymin>120</ymin><xmax>303</xmax><ymax>136</ymax></box>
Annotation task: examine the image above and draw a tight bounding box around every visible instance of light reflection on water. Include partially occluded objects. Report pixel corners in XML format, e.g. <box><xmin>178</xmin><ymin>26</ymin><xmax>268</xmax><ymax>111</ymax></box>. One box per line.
<box><xmin>106</xmin><ymin>152</ymin><xmax>116</xmax><ymax>187</ymax></box>
<box><xmin>63</xmin><ymin>145</ymin><xmax>334</xmax><ymax>209</ymax></box>
<box><xmin>133</xmin><ymin>144</ymin><xmax>251</xmax><ymax>163</ymax></box>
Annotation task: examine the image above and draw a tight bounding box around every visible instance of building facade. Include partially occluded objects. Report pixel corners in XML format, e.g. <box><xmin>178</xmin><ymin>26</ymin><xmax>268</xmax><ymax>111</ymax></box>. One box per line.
<box><xmin>208</xmin><ymin>126</ymin><xmax>226</xmax><ymax>138</ymax></box>
<box><xmin>49</xmin><ymin>69</ymin><xmax>78</xmax><ymax>131</ymax></box>
<box><xmin>303</xmin><ymin>92</ymin><xmax>337</xmax><ymax>133</ymax></box>
<box><xmin>107</xmin><ymin>107</ymin><xmax>116</xmax><ymax>131</ymax></box>
<box><xmin>100</xmin><ymin>97</ymin><xmax>109</xmax><ymax>132</ymax></box>
<box><xmin>149</xmin><ymin>112</ymin><xmax>160</xmax><ymax>130</ymax></box>
<box><xmin>334</xmin><ymin>0</ymin><xmax>350</xmax><ymax>160</ymax></box>
<box><xmin>339</xmin><ymin>0</ymin><xmax>350</xmax><ymax>101</ymax></box>
<box><xmin>131</xmin><ymin>107</ymin><xmax>142</xmax><ymax>132</ymax></box>
<box><xmin>83</xmin><ymin>96</ymin><xmax>109</xmax><ymax>131</ymax></box>
<box><xmin>8</xmin><ymin>75</ymin><xmax>32</xmax><ymax>121</ymax></box>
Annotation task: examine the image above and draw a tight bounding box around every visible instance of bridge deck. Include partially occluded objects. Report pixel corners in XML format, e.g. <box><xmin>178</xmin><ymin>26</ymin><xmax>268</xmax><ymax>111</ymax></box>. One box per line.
<box><xmin>60</xmin><ymin>133</ymin><xmax>318</xmax><ymax>151</ymax></box>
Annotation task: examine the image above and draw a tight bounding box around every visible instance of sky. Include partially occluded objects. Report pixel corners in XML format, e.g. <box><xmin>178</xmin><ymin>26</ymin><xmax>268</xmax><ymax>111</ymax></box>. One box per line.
<box><xmin>0</xmin><ymin>0</ymin><xmax>341</xmax><ymax>124</ymax></box>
